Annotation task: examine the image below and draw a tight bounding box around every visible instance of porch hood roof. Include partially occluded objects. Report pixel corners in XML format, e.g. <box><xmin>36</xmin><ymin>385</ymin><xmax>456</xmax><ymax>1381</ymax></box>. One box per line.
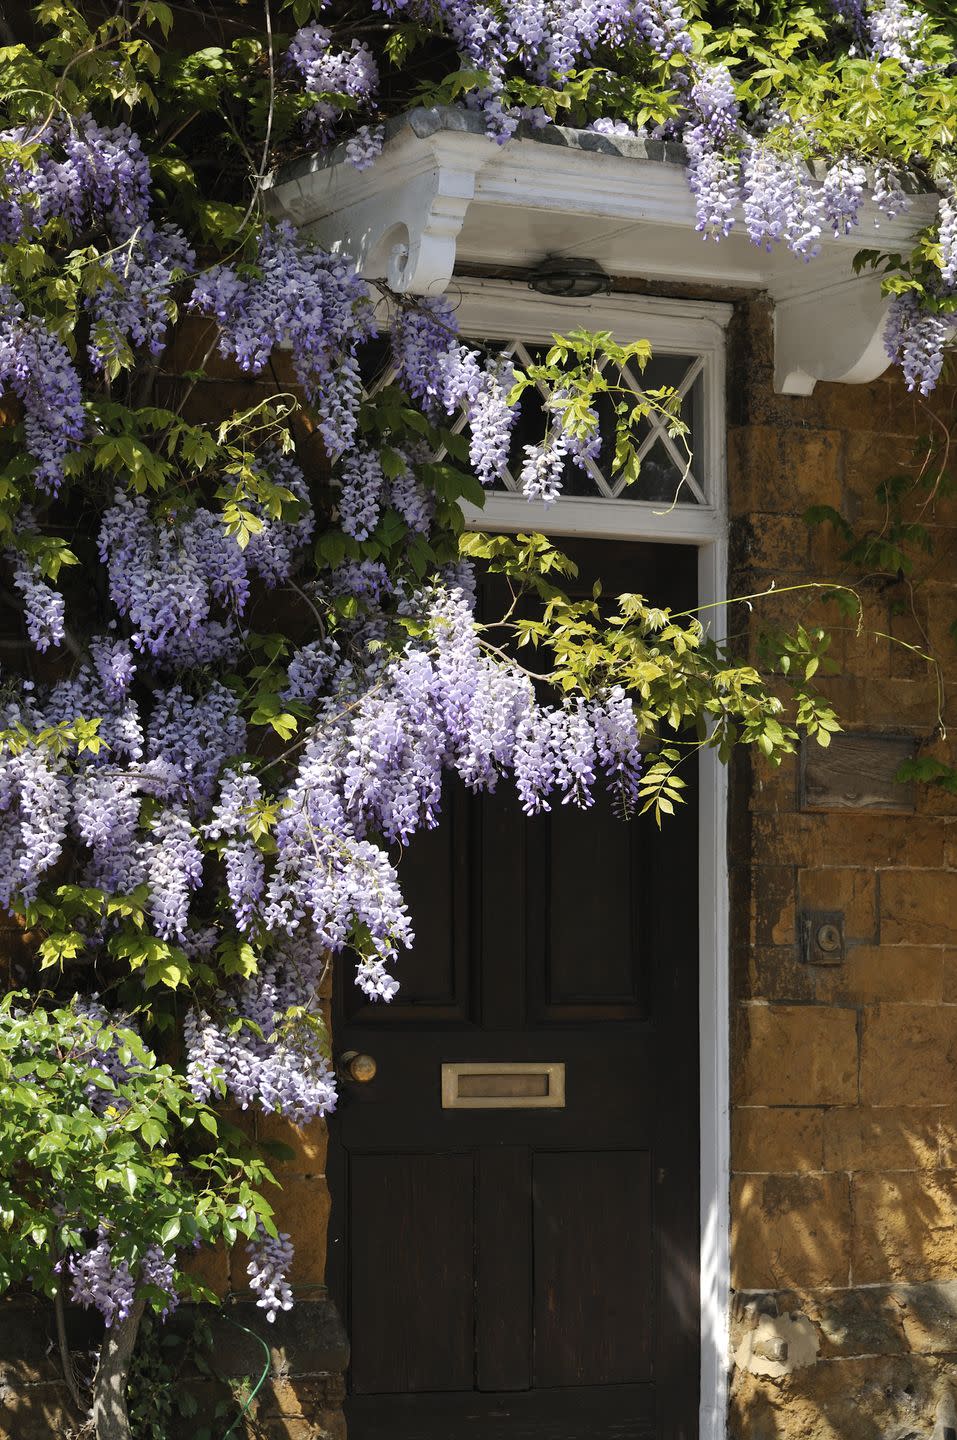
<box><xmin>263</xmin><ymin>105</ymin><xmax>939</xmax><ymax>395</ymax></box>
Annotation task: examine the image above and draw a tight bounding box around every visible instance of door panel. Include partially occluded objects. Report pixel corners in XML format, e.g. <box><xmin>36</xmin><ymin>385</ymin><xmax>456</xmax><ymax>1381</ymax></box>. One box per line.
<box><xmin>533</xmin><ymin>1151</ymin><xmax>653</xmax><ymax>1387</ymax></box>
<box><xmin>543</xmin><ymin>806</ymin><xmax>643</xmax><ymax>1007</ymax></box>
<box><xmin>527</xmin><ymin>802</ymin><xmax>647</xmax><ymax>1022</ymax></box>
<box><xmin>330</xmin><ymin>540</ymin><xmax>700</xmax><ymax>1439</ymax></box>
<box><xmin>476</xmin><ymin>1146</ymin><xmax>532</xmax><ymax>1392</ymax></box>
<box><xmin>343</xmin><ymin>1386</ymin><xmax>657</xmax><ymax>1440</ymax></box>
<box><xmin>349</xmin><ymin>1152</ymin><xmax>475</xmax><ymax>1395</ymax></box>
<box><xmin>345</xmin><ymin>784</ymin><xmax>476</xmax><ymax>1025</ymax></box>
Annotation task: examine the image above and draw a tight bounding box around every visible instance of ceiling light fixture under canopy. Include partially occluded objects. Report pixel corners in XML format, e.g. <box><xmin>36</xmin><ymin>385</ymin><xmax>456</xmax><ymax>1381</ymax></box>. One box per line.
<box><xmin>527</xmin><ymin>255</ymin><xmax>612</xmax><ymax>298</ymax></box>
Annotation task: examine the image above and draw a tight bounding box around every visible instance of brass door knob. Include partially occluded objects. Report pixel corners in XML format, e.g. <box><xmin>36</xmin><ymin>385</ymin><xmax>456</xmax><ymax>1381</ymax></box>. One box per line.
<box><xmin>339</xmin><ymin>1051</ymin><xmax>377</xmax><ymax>1084</ymax></box>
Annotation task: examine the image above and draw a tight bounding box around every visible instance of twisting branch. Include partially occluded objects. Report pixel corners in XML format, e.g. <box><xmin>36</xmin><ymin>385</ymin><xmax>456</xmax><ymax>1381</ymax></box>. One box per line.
<box><xmin>237</xmin><ymin>0</ymin><xmax>276</xmax><ymax>232</ymax></box>
<box><xmin>90</xmin><ymin>1296</ymin><xmax>145</xmax><ymax>1440</ymax></box>
<box><xmin>54</xmin><ymin>1276</ymin><xmax>85</xmax><ymax>1414</ymax></box>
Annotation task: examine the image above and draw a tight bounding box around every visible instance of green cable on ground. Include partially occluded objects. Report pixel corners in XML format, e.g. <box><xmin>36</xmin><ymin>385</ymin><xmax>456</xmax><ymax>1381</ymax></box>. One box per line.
<box><xmin>219</xmin><ymin>1313</ymin><xmax>272</xmax><ymax>1440</ymax></box>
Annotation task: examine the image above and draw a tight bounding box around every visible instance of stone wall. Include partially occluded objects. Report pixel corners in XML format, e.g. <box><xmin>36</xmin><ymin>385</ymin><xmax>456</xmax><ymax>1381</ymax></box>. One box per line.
<box><xmin>727</xmin><ymin>299</ymin><xmax>957</xmax><ymax>1437</ymax></box>
<box><xmin>0</xmin><ymin>1297</ymin><xmax>347</xmax><ymax>1440</ymax></box>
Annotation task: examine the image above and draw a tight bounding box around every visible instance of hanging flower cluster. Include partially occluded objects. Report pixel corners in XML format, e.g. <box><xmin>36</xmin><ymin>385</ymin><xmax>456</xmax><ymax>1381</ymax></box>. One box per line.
<box><xmin>69</xmin><ymin>1232</ymin><xmax>178</xmax><ymax>1327</ymax></box>
<box><xmin>0</xmin><ymin>114</ymin><xmax>195</xmax><ymax>488</ymax></box>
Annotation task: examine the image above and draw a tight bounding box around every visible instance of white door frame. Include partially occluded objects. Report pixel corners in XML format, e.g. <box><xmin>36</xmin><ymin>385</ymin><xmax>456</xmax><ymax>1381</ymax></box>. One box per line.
<box><xmin>455</xmin><ymin>278</ymin><xmax>732</xmax><ymax>1440</ymax></box>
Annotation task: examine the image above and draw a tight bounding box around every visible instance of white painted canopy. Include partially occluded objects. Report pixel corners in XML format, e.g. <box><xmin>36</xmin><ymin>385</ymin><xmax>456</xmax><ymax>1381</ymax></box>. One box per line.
<box><xmin>264</xmin><ymin>106</ymin><xmax>939</xmax><ymax>395</ymax></box>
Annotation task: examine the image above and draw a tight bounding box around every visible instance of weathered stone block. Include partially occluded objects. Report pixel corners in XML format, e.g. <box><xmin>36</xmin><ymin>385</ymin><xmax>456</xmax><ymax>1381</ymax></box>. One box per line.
<box><xmin>819</xmin><ymin>813</ymin><xmax>945</xmax><ymax>869</ymax></box>
<box><xmin>748</xmin><ymin>753</ymin><xmax>800</xmax><ymax>815</ymax></box>
<box><xmin>256</xmin><ymin>1112</ymin><xmax>329</xmax><ymax>1174</ymax></box>
<box><xmin>729</xmin><ymin>425</ymin><xmax>844</xmax><ymax>515</ymax></box>
<box><xmin>737</xmin><ymin>513</ymin><xmax>811</xmax><ymax>574</ymax></box>
<box><xmin>229</xmin><ymin>1178</ymin><xmax>332</xmax><ymax>1295</ymax></box>
<box><xmin>749</xmin><ymin>812</ymin><xmax>947</xmax><ymax>871</ymax></box>
<box><xmin>816</xmin><ymin>945</ymin><xmax>943</xmax><ymax>1005</ymax></box>
<box><xmin>798</xmin><ymin>866</ymin><xmax>878</xmax><ymax>943</ymax></box>
<box><xmin>844</xmin><ymin>427</ymin><xmax>916</xmax><ymax>492</ymax></box>
<box><xmin>749</xmin><ymin>814</ymin><xmax>817</xmax><ymax>868</ymax></box>
<box><xmin>730</xmin><ymin>1352</ymin><xmax>944</xmax><ymax>1440</ymax></box>
<box><xmin>852</xmin><ymin>1170</ymin><xmax>957</xmax><ymax>1283</ymax></box>
<box><xmin>257</xmin><ymin>1377</ymin><xmax>349</xmax><ymax>1420</ymax></box>
<box><xmin>180</xmin><ymin>1236</ymin><xmax>230</xmax><ymax>1297</ymax></box>
<box><xmin>896</xmin><ymin>1281</ymin><xmax>957</xmax><ymax>1354</ymax></box>
<box><xmin>782</xmin><ymin>430</ymin><xmax>846</xmax><ymax>512</ymax></box>
<box><xmin>172</xmin><ymin>1380</ymin><xmax>346</xmax><ymax>1440</ymax></box>
<box><xmin>272</xmin><ymin>1177</ymin><xmax>332</xmax><ymax>1286</ymax></box>
<box><xmin>810</xmin><ymin>1286</ymin><xmax>909</xmax><ymax>1358</ymax></box>
<box><xmin>732</xmin><ymin>1283</ymin><xmax>913</xmax><ymax>1360</ymax></box>
<box><xmin>733</xmin><ymin>1107</ymin><xmax>825</xmax><ymax>1174</ymax></box>
<box><xmin>887</xmin><ymin>601</ymin><xmax>933</xmax><ymax>681</ymax></box>
<box><xmin>739</xmin><ymin>945</ymin><xmax>814</xmax><ymax>1004</ymax></box>
<box><xmin>942</xmin><ymin>952</ymin><xmax>957</xmax><ymax>1004</ymax></box>
<box><xmin>205</xmin><ymin>1299</ymin><xmax>349</xmax><ymax>1380</ymax></box>
<box><xmin>819</xmin><ymin>674</ymin><xmax>937</xmax><ymax>728</ymax></box>
<box><xmin>0</xmin><ymin>1381</ymin><xmax>86</xmax><ymax>1440</ymax></box>
<box><xmin>822</xmin><ymin>1104</ymin><xmax>940</xmax><ymax>1172</ymax></box>
<box><xmin>861</xmin><ymin>1004</ymin><xmax>957</xmax><ymax>1106</ymax></box>
<box><xmin>880</xmin><ymin>869</ymin><xmax>957</xmax><ymax>946</ymax></box>
<box><xmin>735</xmin><ymin>1003</ymin><xmax>858</xmax><ymax>1107</ymax></box>
<box><xmin>752</xmin><ymin>865</ymin><xmax>797</xmax><ymax>947</ymax></box>
<box><xmin>822</xmin><ymin>378</ymin><xmax>918</xmax><ymax>435</ymax></box>
<box><xmin>935</xmin><ymin>1106</ymin><xmax>957</xmax><ymax>1167</ymax></box>
<box><xmin>731</xmin><ymin>1173</ymin><xmax>851</xmax><ymax>1289</ymax></box>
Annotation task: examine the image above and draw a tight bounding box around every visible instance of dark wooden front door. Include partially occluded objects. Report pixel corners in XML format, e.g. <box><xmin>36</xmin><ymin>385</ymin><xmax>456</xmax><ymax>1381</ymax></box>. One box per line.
<box><xmin>328</xmin><ymin>540</ymin><xmax>700</xmax><ymax>1440</ymax></box>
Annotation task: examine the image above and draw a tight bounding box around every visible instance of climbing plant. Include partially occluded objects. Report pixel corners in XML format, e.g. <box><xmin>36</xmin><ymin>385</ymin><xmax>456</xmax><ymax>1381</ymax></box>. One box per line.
<box><xmin>0</xmin><ymin>0</ymin><xmax>953</xmax><ymax>1433</ymax></box>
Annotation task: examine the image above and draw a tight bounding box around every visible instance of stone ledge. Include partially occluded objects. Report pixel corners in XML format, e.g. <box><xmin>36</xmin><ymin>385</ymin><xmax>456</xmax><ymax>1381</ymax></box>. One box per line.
<box><xmin>734</xmin><ymin>1282</ymin><xmax>957</xmax><ymax>1363</ymax></box>
<box><xmin>201</xmin><ymin>1297</ymin><xmax>349</xmax><ymax>1379</ymax></box>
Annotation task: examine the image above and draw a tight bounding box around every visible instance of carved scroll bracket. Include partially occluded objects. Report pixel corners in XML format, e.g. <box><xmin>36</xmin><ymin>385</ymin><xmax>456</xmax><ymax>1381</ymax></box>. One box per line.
<box><xmin>265</xmin><ymin>116</ymin><xmax>494</xmax><ymax>296</ymax></box>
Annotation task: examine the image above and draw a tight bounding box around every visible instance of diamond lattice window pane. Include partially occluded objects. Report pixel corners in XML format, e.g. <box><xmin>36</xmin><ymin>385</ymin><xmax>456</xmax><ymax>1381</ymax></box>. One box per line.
<box><xmin>467</xmin><ymin>339</ymin><xmax>707</xmax><ymax>505</ymax></box>
<box><xmin>357</xmin><ymin>328</ymin><xmax>709</xmax><ymax>507</ymax></box>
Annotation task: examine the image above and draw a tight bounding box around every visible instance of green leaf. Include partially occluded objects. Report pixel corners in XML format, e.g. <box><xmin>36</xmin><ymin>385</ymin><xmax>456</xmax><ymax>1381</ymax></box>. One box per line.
<box><xmin>160</xmin><ymin>1216</ymin><xmax>181</xmax><ymax>1246</ymax></box>
<box><xmin>141</xmin><ymin>1119</ymin><xmax>165</xmax><ymax>1147</ymax></box>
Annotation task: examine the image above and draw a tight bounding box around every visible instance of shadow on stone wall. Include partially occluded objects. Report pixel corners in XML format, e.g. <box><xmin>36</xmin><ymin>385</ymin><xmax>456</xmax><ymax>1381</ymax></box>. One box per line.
<box><xmin>0</xmin><ymin>1298</ymin><xmax>95</xmax><ymax>1440</ymax></box>
<box><xmin>726</xmin><ymin>292</ymin><xmax>957</xmax><ymax>1440</ymax></box>
<box><xmin>0</xmin><ymin>1295</ymin><xmax>348</xmax><ymax>1440</ymax></box>
<box><xmin>730</xmin><ymin>997</ymin><xmax>957</xmax><ymax>1439</ymax></box>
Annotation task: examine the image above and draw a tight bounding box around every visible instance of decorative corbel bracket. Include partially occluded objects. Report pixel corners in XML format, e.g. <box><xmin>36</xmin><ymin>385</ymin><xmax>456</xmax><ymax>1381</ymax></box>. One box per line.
<box><xmin>773</xmin><ymin>271</ymin><xmax>892</xmax><ymax>396</ymax></box>
<box><xmin>264</xmin><ymin>117</ymin><xmax>493</xmax><ymax>295</ymax></box>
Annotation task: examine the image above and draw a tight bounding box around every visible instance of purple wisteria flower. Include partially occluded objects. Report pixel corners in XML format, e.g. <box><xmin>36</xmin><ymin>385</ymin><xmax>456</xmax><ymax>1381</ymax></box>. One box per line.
<box><xmin>69</xmin><ymin>1233</ymin><xmax>135</xmax><ymax>1328</ymax></box>
<box><xmin>0</xmin><ymin>288</ymin><xmax>86</xmax><ymax>492</ymax></box>
<box><xmin>189</xmin><ymin>223</ymin><xmax>376</xmax><ymax>455</ymax></box>
<box><xmin>246</xmin><ymin>1225</ymin><xmax>294</xmax><ymax>1322</ymax></box>
<box><xmin>390</xmin><ymin>299</ymin><xmax>515</xmax><ymax>483</ymax></box>
<box><xmin>884</xmin><ymin>291</ymin><xmax>950</xmax><ymax>394</ymax></box>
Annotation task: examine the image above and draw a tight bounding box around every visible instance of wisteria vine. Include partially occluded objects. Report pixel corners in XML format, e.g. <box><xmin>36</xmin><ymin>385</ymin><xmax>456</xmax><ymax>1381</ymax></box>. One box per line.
<box><xmin>0</xmin><ymin>0</ymin><xmax>952</xmax><ymax>1389</ymax></box>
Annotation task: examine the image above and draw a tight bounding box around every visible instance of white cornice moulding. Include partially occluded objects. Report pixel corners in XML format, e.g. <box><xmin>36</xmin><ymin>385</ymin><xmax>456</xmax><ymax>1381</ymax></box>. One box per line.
<box><xmin>264</xmin><ymin>107</ymin><xmax>939</xmax><ymax>395</ymax></box>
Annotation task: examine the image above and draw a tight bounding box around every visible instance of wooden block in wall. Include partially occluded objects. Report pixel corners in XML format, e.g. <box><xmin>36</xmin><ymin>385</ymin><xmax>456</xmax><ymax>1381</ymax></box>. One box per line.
<box><xmin>801</xmin><ymin>734</ymin><xmax>916</xmax><ymax>812</ymax></box>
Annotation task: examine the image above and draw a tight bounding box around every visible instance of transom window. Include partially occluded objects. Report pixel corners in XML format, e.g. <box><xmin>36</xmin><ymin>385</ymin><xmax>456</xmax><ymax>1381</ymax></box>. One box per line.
<box><xmin>446</xmin><ymin>339</ymin><xmax>707</xmax><ymax>506</ymax></box>
<box><xmin>358</xmin><ymin>280</ymin><xmax>729</xmax><ymax>542</ymax></box>
<box><xmin>447</xmin><ymin>281</ymin><xmax>728</xmax><ymax>543</ymax></box>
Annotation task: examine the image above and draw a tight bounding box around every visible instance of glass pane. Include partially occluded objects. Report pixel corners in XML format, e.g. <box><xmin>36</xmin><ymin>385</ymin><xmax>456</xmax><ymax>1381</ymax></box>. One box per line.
<box><xmin>453</xmin><ymin>338</ymin><xmax>705</xmax><ymax>504</ymax></box>
<box><xmin>622</xmin><ymin>439</ymin><xmax>697</xmax><ymax>505</ymax></box>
